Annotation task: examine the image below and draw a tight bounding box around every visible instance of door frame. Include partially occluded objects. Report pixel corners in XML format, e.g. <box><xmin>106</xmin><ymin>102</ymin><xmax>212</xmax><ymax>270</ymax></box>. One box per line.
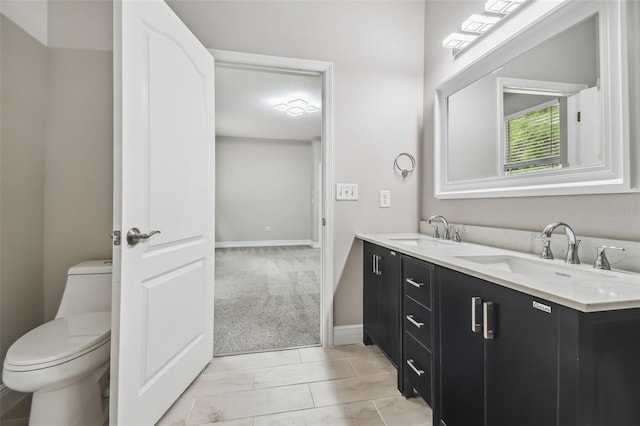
<box><xmin>209</xmin><ymin>49</ymin><xmax>334</xmax><ymax>346</ymax></box>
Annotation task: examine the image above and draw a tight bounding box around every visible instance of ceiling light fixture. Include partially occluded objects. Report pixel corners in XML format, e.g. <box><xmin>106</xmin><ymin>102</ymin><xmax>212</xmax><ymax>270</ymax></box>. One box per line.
<box><xmin>461</xmin><ymin>14</ymin><xmax>500</xmax><ymax>33</ymax></box>
<box><xmin>273</xmin><ymin>98</ymin><xmax>320</xmax><ymax>117</ymax></box>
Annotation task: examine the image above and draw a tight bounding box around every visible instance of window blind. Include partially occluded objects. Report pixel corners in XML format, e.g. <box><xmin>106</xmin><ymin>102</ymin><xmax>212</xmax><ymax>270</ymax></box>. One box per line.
<box><xmin>503</xmin><ymin>100</ymin><xmax>560</xmax><ymax>174</ymax></box>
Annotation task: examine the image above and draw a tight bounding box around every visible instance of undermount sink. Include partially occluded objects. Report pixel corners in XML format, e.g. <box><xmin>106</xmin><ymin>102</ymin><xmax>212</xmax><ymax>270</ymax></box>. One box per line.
<box><xmin>455</xmin><ymin>254</ymin><xmax>616</xmax><ymax>282</ymax></box>
<box><xmin>389</xmin><ymin>237</ymin><xmax>454</xmax><ymax>247</ymax></box>
<box><xmin>389</xmin><ymin>238</ymin><xmax>421</xmax><ymax>246</ymax></box>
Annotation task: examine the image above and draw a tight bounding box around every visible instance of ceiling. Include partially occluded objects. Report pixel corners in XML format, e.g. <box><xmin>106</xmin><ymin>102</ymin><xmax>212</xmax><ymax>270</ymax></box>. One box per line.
<box><xmin>215</xmin><ymin>64</ymin><xmax>322</xmax><ymax>141</ymax></box>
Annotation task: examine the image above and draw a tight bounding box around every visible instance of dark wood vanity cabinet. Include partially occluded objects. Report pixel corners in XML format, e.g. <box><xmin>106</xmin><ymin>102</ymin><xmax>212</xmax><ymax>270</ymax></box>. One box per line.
<box><xmin>436</xmin><ymin>267</ymin><xmax>640</xmax><ymax>426</ymax></box>
<box><xmin>438</xmin><ymin>267</ymin><xmax>561</xmax><ymax>426</ymax></box>
<box><xmin>362</xmin><ymin>241</ymin><xmax>640</xmax><ymax>426</ymax></box>
<box><xmin>401</xmin><ymin>256</ymin><xmax>434</xmax><ymax>405</ymax></box>
<box><xmin>363</xmin><ymin>241</ymin><xmax>401</xmax><ymax>368</ymax></box>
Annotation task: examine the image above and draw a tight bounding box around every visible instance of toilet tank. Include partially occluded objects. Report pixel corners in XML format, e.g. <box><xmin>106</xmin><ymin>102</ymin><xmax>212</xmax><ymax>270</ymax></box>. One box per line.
<box><xmin>55</xmin><ymin>260</ymin><xmax>112</xmax><ymax>319</ymax></box>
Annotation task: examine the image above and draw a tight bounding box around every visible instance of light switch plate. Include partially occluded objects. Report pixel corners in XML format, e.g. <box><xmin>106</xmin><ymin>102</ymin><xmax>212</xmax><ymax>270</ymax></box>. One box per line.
<box><xmin>379</xmin><ymin>190</ymin><xmax>391</xmax><ymax>207</ymax></box>
<box><xmin>336</xmin><ymin>183</ymin><xmax>358</xmax><ymax>200</ymax></box>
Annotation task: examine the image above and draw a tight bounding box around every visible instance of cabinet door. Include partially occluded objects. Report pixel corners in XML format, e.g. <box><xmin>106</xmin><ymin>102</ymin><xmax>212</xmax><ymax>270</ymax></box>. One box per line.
<box><xmin>439</xmin><ymin>268</ymin><xmax>484</xmax><ymax>426</ymax></box>
<box><xmin>363</xmin><ymin>242</ymin><xmax>378</xmax><ymax>344</ymax></box>
<box><xmin>484</xmin><ymin>284</ymin><xmax>558</xmax><ymax>426</ymax></box>
<box><xmin>378</xmin><ymin>248</ymin><xmax>401</xmax><ymax>367</ymax></box>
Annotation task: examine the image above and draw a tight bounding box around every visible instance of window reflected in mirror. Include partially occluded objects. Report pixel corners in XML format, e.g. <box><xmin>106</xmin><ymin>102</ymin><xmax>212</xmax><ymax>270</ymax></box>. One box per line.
<box><xmin>446</xmin><ymin>13</ymin><xmax>599</xmax><ymax>182</ymax></box>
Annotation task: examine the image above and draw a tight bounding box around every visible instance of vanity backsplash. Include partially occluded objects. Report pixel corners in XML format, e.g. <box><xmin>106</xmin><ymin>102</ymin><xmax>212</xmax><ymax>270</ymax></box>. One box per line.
<box><xmin>419</xmin><ymin>221</ymin><xmax>640</xmax><ymax>274</ymax></box>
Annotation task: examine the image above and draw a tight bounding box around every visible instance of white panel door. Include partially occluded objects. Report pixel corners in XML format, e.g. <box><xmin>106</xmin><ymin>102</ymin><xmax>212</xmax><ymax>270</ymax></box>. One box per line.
<box><xmin>112</xmin><ymin>0</ymin><xmax>214</xmax><ymax>424</ymax></box>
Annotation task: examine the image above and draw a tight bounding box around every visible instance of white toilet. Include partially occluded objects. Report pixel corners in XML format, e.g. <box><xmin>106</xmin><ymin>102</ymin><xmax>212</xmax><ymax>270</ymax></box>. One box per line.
<box><xmin>3</xmin><ymin>260</ymin><xmax>112</xmax><ymax>426</ymax></box>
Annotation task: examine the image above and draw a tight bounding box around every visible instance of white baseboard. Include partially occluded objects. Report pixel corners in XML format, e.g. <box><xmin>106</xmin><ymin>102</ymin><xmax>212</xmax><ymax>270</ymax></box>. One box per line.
<box><xmin>0</xmin><ymin>384</ymin><xmax>26</xmax><ymax>416</ymax></box>
<box><xmin>333</xmin><ymin>324</ymin><xmax>363</xmax><ymax>346</ymax></box>
<box><xmin>215</xmin><ymin>240</ymin><xmax>314</xmax><ymax>249</ymax></box>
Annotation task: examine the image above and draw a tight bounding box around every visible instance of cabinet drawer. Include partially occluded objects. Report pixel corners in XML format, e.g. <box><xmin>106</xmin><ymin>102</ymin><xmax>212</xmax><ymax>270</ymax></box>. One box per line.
<box><xmin>403</xmin><ymin>258</ymin><xmax>432</xmax><ymax>308</ymax></box>
<box><xmin>404</xmin><ymin>296</ymin><xmax>432</xmax><ymax>349</ymax></box>
<box><xmin>404</xmin><ymin>333</ymin><xmax>432</xmax><ymax>403</ymax></box>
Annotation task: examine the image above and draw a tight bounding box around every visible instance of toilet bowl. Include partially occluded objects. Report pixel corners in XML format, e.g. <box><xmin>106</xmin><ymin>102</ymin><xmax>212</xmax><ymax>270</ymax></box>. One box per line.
<box><xmin>2</xmin><ymin>260</ymin><xmax>112</xmax><ymax>426</ymax></box>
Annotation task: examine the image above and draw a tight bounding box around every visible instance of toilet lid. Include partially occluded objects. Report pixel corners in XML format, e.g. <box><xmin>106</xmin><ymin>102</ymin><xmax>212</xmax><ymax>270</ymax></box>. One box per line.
<box><xmin>5</xmin><ymin>312</ymin><xmax>111</xmax><ymax>369</ymax></box>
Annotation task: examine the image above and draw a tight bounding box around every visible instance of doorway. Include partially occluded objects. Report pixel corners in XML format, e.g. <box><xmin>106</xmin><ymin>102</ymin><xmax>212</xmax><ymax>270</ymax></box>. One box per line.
<box><xmin>211</xmin><ymin>50</ymin><xmax>334</xmax><ymax>355</ymax></box>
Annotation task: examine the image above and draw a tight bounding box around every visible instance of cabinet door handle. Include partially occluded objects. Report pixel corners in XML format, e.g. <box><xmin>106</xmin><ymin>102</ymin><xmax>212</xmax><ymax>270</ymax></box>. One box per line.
<box><xmin>471</xmin><ymin>297</ymin><xmax>482</xmax><ymax>333</ymax></box>
<box><xmin>406</xmin><ymin>315</ymin><xmax>424</xmax><ymax>328</ymax></box>
<box><xmin>406</xmin><ymin>278</ymin><xmax>424</xmax><ymax>288</ymax></box>
<box><xmin>375</xmin><ymin>255</ymin><xmax>382</xmax><ymax>275</ymax></box>
<box><xmin>483</xmin><ymin>301</ymin><xmax>495</xmax><ymax>340</ymax></box>
<box><xmin>372</xmin><ymin>254</ymin><xmax>377</xmax><ymax>274</ymax></box>
<box><xmin>406</xmin><ymin>359</ymin><xmax>425</xmax><ymax>376</ymax></box>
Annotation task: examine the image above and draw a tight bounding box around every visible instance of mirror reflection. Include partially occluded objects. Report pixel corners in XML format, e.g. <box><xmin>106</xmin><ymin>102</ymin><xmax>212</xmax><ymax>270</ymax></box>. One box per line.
<box><xmin>446</xmin><ymin>14</ymin><xmax>599</xmax><ymax>183</ymax></box>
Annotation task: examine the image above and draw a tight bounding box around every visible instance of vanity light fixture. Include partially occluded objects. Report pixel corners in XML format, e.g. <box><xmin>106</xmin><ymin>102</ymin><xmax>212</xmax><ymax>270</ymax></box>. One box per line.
<box><xmin>485</xmin><ymin>0</ymin><xmax>525</xmax><ymax>14</ymax></box>
<box><xmin>461</xmin><ymin>14</ymin><xmax>500</xmax><ymax>33</ymax></box>
<box><xmin>442</xmin><ymin>33</ymin><xmax>478</xmax><ymax>49</ymax></box>
<box><xmin>443</xmin><ymin>0</ymin><xmax>529</xmax><ymax>51</ymax></box>
<box><xmin>272</xmin><ymin>98</ymin><xmax>320</xmax><ymax>117</ymax></box>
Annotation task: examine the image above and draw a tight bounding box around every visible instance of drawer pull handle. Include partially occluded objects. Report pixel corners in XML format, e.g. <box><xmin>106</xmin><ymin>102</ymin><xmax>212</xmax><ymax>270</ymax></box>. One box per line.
<box><xmin>406</xmin><ymin>278</ymin><xmax>424</xmax><ymax>288</ymax></box>
<box><xmin>406</xmin><ymin>359</ymin><xmax>424</xmax><ymax>376</ymax></box>
<box><xmin>406</xmin><ymin>315</ymin><xmax>424</xmax><ymax>328</ymax></box>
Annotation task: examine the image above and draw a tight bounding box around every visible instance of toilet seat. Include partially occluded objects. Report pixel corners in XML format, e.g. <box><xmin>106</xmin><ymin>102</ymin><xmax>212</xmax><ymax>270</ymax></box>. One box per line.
<box><xmin>4</xmin><ymin>312</ymin><xmax>110</xmax><ymax>372</ymax></box>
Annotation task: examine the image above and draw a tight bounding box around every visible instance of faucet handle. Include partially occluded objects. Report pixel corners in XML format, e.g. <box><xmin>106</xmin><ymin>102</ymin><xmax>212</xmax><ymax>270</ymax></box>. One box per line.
<box><xmin>453</xmin><ymin>227</ymin><xmax>464</xmax><ymax>243</ymax></box>
<box><xmin>593</xmin><ymin>246</ymin><xmax>625</xmax><ymax>270</ymax></box>
<box><xmin>432</xmin><ymin>225</ymin><xmax>440</xmax><ymax>239</ymax></box>
<box><xmin>533</xmin><ymin>237</ymin><xmax>553</xmax><ymax>260</ymax></box>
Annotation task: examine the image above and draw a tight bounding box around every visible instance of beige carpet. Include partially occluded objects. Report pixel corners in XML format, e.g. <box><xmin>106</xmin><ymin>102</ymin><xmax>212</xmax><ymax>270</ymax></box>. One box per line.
<box><xmin>214</xmin><ymin>246</ymin><xmax>321</xmax><ymax>355</ymax></box>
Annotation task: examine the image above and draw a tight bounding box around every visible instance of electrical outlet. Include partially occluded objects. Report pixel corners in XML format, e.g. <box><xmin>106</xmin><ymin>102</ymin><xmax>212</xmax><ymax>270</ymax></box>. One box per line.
<box><xmin>266</xmin><ymin>226</ymin><xmax>270</xmax><ymax>232</ymax></box>
<box><xmin>379</xmin><ymin>190</ymin><xmax>391</xmax><ymax>208</ymax></box>
<box><xmin>336</xmin><ymin>183</ymin><xmax>358</xmax><ymax>200</ymax></box>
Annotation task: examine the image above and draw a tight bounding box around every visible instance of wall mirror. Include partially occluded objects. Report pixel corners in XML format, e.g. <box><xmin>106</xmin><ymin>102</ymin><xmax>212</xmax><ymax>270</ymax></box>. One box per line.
<box><xmin>435</xmin><ymin>0</ymin><xmax>634</xmax><ymax>199</ymax></box>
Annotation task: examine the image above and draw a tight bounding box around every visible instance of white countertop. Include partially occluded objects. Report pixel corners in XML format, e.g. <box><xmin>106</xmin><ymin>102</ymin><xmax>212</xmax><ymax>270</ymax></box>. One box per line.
<box><xmin>356</xmin><ymin>233</ymin><xmax>640</xmax><ymax>313</ymax></box>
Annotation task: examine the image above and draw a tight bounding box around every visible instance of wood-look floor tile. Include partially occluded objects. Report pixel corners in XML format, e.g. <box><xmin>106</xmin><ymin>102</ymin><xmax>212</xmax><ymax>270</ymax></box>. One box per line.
<box><xmin>198</xmin><ymin>419</ymin><xmax>253</xmax><ymax>426</ymax></box>
<box><xmin>373</xmin><ymin>395</ymin><xmax>433</xmax><ymax>426</ymax></box>
<box><xmin>347</xmin><ymin>354</ymin><xmax>395</xmax><ymax>376</ymax></box>
<box><xmin>252</xmin><ymin>400</ymin><xmax>385</xmax><ymax>426</ymax></box>
<box><xmin>156</xmin><ymin>398</ymin><xmax>195</xmax><ymax>426</ymax></box>
<box><xmin>309</xmin><ymin>372</ymin><xmax>399</xmax><ymax>407</ymax></box>
<box><xmin>181</xmin><ymin>370</ymin><xmax>254</xmax><ymax>398</ymax></box>
<box><xmin>187</xmin><ymin>384</ymin><xmax>313</xmax><ymax>424</ymax></box>
<box><xmin>204</xmin><ymin>349</ymin><xmax>301</xmax><ymax>374</ymax></box>
<box><xmin>298</xmin><ymin>344</ymin><xmax>381</xmax><ymax>363</ymax></box>
<box><xmin>253</xmin><ymin>358</ymin><xmax>355</xmax><ymax>389</ymax></box>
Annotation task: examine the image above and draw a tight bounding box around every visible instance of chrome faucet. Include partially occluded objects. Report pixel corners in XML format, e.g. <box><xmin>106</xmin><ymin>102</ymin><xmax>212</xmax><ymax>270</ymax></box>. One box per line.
<box><xmin>427</xmin><ymin>215</ymin><xmax>451</xmax><ymax>240</ymax></box>
<box><xmin>541</xmin><ymin>222</ymin><xmax>580</xmax><ymax>264</ymax></box>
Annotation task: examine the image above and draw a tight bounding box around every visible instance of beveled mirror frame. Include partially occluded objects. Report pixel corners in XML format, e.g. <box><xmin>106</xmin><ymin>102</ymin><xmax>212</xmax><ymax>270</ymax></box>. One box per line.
<box><xmin>435</xmin><ymin>0</ymin><xmax>635</xmax><ymax>199</ymax></box>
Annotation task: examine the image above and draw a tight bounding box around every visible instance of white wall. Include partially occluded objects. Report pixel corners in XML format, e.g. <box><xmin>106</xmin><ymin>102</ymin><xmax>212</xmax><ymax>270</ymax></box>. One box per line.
<box><xmin>216</xmin><ymin>136</ymin><xmax>313</xmax><ymax>243</ymax></box>
<box><xmin>168</xmin><ymin>0</ymin><xmax>425</xmax><ymax>326</ymax></box>
<box><xmin>423</xmin><ymin>0</ymin><xmax>640</xmax><ymax>241</ymax></box>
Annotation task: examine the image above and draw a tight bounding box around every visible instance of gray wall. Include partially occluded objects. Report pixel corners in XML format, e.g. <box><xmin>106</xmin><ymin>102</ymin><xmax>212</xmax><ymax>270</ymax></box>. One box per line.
<box><xmin>0</xmin><ymin>13</ymin><xmax>47</xmax><ymax>369</ymax></box>
<box><xmin>168</xmin><ymin>0</ymin><xmax>425</xmax><ymax>326</ymax></box>
<box><xmin>216</xmin><ymin>136</ymin><xmax>313</xmax><ymax>243</ymax></box>
<box><xmin>423</xmin><ymin>0</ymin><xmax>640</xmax><ymax>242</ymax></box>
<box><xmin>0</xmin><ymin>0</ymin><xmax>114</xmax><ymax>378</ymax></box>
<box><xmin>43</xmin><ymin>46</ymin><xmax>113</xmax><ymax>320</ymax></box>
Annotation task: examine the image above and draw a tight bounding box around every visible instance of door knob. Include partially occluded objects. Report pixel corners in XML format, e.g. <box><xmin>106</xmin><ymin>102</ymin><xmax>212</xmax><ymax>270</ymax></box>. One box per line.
<box><xmin>126</xmin><ymin>227</ymin><xmax>161</xmax><ymax>246</ymax></box>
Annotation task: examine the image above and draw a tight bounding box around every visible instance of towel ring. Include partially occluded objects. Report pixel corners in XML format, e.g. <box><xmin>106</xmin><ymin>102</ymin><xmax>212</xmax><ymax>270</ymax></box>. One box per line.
<box><xmin>394</xmin><ymin>153</ymin><xmax>416</xmax><ymax>179</ymax></box>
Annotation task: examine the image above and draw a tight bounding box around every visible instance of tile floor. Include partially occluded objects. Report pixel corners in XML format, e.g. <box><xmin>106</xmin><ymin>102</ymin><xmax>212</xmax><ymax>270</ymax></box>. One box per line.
<box><xmin>156</xmin><ymin>344</ymin><xmax>433</xmax><ymax>426</ymax></box>
<box><xmin>0</xmin><ymin>345</ymin><xmax>432</xmax><ymax>426</ymax></box>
